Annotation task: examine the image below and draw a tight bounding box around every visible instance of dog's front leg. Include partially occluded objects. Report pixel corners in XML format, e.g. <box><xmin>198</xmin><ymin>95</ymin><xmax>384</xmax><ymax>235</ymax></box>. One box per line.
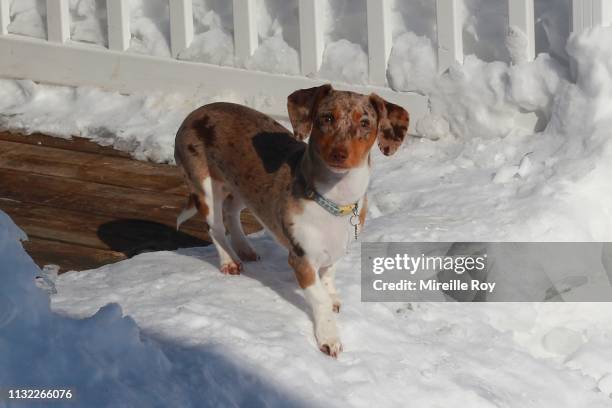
<box><xmin>289</xmin><ymin>252</ymin><xmax>342</xmax><ymax>358</ymax></box>
<box><xmin>320</xmin><ymin>264</ymin><xmax>341</xmax><ymax>313</ymax></box>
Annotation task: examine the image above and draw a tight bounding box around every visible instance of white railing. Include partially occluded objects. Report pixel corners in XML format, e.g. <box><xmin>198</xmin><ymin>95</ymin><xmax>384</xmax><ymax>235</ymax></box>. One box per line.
<box><xmin>0</xmin><ymin>0</ymin><xmax>611</xmax><ymax>129</ymax></box>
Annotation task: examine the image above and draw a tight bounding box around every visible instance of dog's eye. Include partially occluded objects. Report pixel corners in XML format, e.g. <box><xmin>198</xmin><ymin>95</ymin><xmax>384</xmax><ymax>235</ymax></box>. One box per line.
<box><xmin>360</xmin><ymin>119</ymin><xmax>370</xmax><ymax>129</ymax></box>
<box><xmin>321</xmin><ymin>114</ymin><xmax>334</xmax><ymax>125</ymax></box>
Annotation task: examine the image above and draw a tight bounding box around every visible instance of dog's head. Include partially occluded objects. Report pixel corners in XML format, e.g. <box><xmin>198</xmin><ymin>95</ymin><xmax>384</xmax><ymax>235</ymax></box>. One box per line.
<box><xmin>287</xmin><ymin>84</ymin><xmax>409</xmax><ymax>171</ymax></box>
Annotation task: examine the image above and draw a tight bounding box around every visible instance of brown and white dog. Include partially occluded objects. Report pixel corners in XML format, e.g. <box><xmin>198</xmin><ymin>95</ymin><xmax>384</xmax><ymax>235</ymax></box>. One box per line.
<box><xmin>174</xmin><ymin>84</ymin><xmax>409</xmax><ymax>357</ymax></box>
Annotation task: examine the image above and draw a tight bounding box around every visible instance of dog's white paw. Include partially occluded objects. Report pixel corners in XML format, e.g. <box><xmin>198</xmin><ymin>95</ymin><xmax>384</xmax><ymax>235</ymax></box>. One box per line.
<box><xmin>220</xmin><ymin>261</ymin><xmax>242</xmax><ymax>275</ymax></box>
<box><xmin>315</xmin><ymin>321</ymin><xmax>342</xmax><ymax>358</ymax></box>
<box><xmin>318</xmin><ymin>337</ymin><xmax>343</xmax><ymax>358</ymax></box>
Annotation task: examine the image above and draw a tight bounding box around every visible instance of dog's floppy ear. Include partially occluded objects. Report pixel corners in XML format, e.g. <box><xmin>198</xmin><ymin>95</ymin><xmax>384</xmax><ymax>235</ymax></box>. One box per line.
<box><xmin>369</xmin><ymin>93</ymin><xmax>410</xmax><ymax>156</ymax></box>
<box><xmin>287</xmin><ymin>84</ymin><xmax>333</xmax><ymax>140</ymax></box>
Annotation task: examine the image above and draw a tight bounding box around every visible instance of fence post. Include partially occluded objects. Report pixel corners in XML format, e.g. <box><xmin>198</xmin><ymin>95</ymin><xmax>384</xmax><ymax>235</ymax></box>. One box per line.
<box><xmin>572</xmin><ymin>0</ymin><xmax>611</xmax><ymax>33</ymax></box>
<box><xmin>0</xmin><ymin>0</ymin><xmax>9</xmax><ymax>35</ymax></box>
<box><xmin>508</xmin><ymin>0</ymin><xmax>535</xmax><ymax>62</ymax></box>
<box><xmin>299</xmin><ymin>0</ymin><xmax>324</xmax><ymax>76</ymax></box>
<box><xmin>46</xmin><ymin>0</ymin><xmax>70</xmax><ymax>43</ymax></box>
<box><xmin>366</xmin><ymin>0</ymin><xmax>392</xmax><ymax>86</ymax></box>
<box><xmin>436</xmin><ymin>0</ymin><xmax>463</xmax><ymax>73</ymax></box>
<box><xmin>107</xmin><ymin>0</ymin><xmax>130</xmax><ymax>51</ymax></box>
<box><xmin>233</xmin><ymin>0</ymin><xmax>258</xmax><ymax>65</ymax></box>
<box><xmin>169</xmin><ymin>0</ymin><xmax>194</xmax><ymax>58</ymax></box>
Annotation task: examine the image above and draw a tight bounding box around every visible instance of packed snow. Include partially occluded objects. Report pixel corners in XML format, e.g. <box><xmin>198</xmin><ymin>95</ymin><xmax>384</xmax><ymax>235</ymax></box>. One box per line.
<box><xmin>2</xmin><ymin>0</ymin><xmax>612</xmax><ymax>406</ymax></box>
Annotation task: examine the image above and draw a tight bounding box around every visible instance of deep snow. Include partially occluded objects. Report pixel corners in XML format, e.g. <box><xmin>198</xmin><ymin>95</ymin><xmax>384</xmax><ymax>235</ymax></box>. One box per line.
<box><xmin>0</xmin><ymin>213</ymin><xmax>610</xmax><ymax>407</ymax></box>
<box><xmin>0</xmin><ymin>214</ymin><xmax>309</xmax><ymax>407</ymax></box>
<box><xmin>2</xmin><ymin>0</ymin><xmax>612</xmax><ymax>406</ymax></box>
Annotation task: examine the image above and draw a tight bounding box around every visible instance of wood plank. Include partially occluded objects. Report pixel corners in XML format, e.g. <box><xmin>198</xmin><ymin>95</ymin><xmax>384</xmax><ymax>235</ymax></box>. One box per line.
<box><xmin>0</xmin><ymin>169</ymin><xmax>261</xmax><ymax>234</ymax></box>
<box><xmin>0</xmin><ymin>140</ymin><xmax>188</xmax><ymax>195</ymax></box>
<box><xmin>0</xmin><ymin>199</ymin><xmax>211</xmax><ymax>253</ymax></box>
<box><xmin>23</xmin><ymin>237</ymin><xmax>127</xmax><ymax>272</ymax></box>
<box><xmin>0</xmin><ymin>131</ymin><xmax>131</xmax><ymax>158</ymax></box>
<box><xmin>0</xmin><ymin>168</ymin><xmax>199</xmax><ymax>226</ymax></box>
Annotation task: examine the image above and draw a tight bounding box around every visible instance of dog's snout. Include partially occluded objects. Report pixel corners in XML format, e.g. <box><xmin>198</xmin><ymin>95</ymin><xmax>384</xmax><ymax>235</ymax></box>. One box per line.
<box><xmin>330</xmin><ymin>147</ymin><xmax>349</xmax><ymax>163</ymax></box>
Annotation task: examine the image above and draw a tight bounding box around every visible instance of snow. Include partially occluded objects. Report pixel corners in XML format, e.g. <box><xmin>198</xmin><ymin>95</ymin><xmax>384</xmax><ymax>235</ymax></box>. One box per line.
<box><xmin>2</xmin><ymin>0</ymin><xmax>612</xmax><ymax>405</ymax></box>
<box><xmin>47</xmin><ymin>237</ymin><xmax>612</xmax><ymax>407</ymax></box>
<box><xmin>0</xmin><ymin>213</ymin><xmax>309</xmax><ymax>407</ymax></box>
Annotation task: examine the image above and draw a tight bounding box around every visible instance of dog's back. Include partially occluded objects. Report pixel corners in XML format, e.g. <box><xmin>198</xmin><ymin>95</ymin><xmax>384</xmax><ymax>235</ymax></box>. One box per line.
<box><xmin>175</xmin><ymin>102</ymin><xmax>305</xmax><ymax>248</ymax></box>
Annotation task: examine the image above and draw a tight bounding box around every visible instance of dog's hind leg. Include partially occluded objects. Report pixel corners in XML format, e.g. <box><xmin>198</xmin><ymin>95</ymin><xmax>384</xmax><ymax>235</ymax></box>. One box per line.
<box><xmin>201</xmin><ymin>177</ymin><xmax>242</xmax><ymax>275</ymax></box>
<box><xmin>223</xmin><ymin>194</ymin><xmax>259</xmax><ymax>262</ymax></box>
<box><xmin>176</xmin><ymin>194</ymin><xmax>199</xmax><ymax>230</ymax></box>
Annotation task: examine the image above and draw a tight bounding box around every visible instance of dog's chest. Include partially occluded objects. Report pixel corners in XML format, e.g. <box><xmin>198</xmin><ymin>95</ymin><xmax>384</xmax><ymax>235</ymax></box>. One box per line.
<box><xmin>291</xmin><ymin>200</ymin><xmax>354</xmax><ymax>268</ymax></box>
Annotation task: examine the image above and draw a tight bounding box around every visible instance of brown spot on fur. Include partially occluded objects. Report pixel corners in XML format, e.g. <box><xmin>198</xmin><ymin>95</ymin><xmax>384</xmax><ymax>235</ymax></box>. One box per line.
<box><xmin>359</xmin><ymin>195</ymin><xmax>368</xmax><ymax>228</ymax></box>
<box><xmin>193</xmin><ymin>116</ymin><xmax>216</xmax><ymax>147</ymax></box>
<box><xmin>187</xmin><ymin>144</ymin><xmax>198</xmax><ymax>155</ymax></box>
<box><xmin>251</xmin><ymin>131</ymin><xmax>305</xmax><ymax>174</ymax></box>
<box><xmin>288</xmin><ymin>252</ymin><xmax>314</xmax><ymax>288</ymax></box>
<box><xmin>193</xmin><ymin>193</ymin><xmax>209</xmax><ymax>219</ymax></box>
<box><xmin>287</xmin><ymin>84</ymin><xmax>333</xmax><ymax>140</ymax></box>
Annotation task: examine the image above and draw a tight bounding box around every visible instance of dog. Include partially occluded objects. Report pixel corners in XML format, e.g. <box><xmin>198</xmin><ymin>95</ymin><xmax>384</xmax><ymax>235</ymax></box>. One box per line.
<box><xmin>174</xmin><ymin>84</ymin><xmax>409</xmax><ymax>357</ymax></box>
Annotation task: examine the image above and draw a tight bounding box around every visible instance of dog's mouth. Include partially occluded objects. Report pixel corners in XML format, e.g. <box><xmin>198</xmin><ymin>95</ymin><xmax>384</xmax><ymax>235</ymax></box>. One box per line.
<box><xmin>326</xmin><ymin>163</ymin><xmax>352</xmax><ymax>173</ymax></box>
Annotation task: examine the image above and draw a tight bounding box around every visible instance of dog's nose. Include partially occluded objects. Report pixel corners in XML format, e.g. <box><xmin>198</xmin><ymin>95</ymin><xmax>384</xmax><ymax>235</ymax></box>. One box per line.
<box><xmin>330</xmin><ymin>147</ymin><xmax>348</xmax><ymax>163</ymax></box>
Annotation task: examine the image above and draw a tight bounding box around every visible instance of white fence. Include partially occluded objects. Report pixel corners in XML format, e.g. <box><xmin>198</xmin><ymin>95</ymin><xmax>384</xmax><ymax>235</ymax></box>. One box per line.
<box><xmin>0</xmin><ymin>0</ymin><xmax>611</xmax><ymax>129</ymax></box>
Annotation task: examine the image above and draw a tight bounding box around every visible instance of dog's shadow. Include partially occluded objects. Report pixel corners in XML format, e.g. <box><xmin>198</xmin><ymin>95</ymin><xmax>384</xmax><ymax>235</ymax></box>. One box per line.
<box><xmin>239</xmin><ymin>240</ymin><xmax>310</xmax><ymax>315</ymax></box>
<box><xmin>97</xmin><ymin>219</ymin><xmax>210</xmax><ymax>258</ymax></box>
<box><xmin>98</xmin><ymin>219</ymin><xmax>309</xmax><ymax>315</ymax></box>
<box><xmin>177</xmin><ymin>237</ymin><xmax>310</xmax><ymax>316</ymax></box>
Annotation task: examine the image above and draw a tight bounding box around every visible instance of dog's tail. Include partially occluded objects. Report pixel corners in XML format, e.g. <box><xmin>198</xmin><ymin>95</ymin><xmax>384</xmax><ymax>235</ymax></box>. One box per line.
<box><xmin>176</xmin><ymin>194</ymin><xmax>198</xmax><ymax>231</ymax></box>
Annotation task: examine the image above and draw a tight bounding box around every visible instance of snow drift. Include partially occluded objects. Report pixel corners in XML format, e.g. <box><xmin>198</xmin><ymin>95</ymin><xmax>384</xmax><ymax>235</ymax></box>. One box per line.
<box><xmin>0</xmin><ymin>212</ymin><xmax>308</xmax><ymax>407</ymax></box>
<box><xmin>2</xmin><ymin>0</ymin><xmax>612</xmax><ymax>405</ymax></box>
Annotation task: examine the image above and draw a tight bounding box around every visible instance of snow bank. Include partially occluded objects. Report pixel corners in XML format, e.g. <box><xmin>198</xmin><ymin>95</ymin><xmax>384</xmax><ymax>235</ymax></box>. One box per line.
<box><xmin>3</xmin><ymin>2</ymin><xmax>612</xmax><ymax>405</ymax></box>
<box><xmin>49</xmin><ymin>235</ymin><xmax>612</xmax><ymax>406</ymax></box>
<box><xmin>0</xmin><ymin>212</ymin><xmax>308</xmax><ymax>407</ymax></box>
<box><xmin>0</xmin><ymin>79</ymin><xmax>220</xmax><ymax>162</ymax></box>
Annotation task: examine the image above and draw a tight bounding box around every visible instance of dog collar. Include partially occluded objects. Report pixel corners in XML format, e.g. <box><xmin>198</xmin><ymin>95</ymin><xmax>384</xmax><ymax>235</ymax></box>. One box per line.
<box><xmin>304</xmin><ymin>186</ymin><xmax>358</xmax><ymax>217</ymax></box>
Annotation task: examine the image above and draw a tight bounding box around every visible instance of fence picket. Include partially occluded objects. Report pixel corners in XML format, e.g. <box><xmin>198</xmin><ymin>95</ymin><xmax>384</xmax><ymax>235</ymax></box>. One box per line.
<box><xmin>233</xmin><ymin>0</ymin><xmax>258</xmax><ymax>64</ymax></box>
<box><xmin>169</xmin><ymin>0</ymin><xmax>194</xmax><ymax>58</ymax></box>
<box><xmin>46</xmin><ymin>0</ymin><xmax>70</xmax><ymax>43</ymax></box>
<box><xmin>0</xmin><ymin>0</ymin><xmax>9</xmax><ymax>35</ymax></box>
<box><xmin>572</xmin><ymin>0</ymin><xmax>610</xmax><ymax>32</ymax></box>
<box><xmin>436</xmin><ymin>0</ymin><xmax>463</xmax><ymax>73</ymax></box>
<box><xmin>299</xmin><ymin>0</ymin><xmax>324</xmax><ymax>76</ymax></box>
<box><xmin>602</xmin><ymin>0</ymin><xmax>612</xmax><ymax>26</ymax></box>
<box><xmin>107</xmin><ymin>0</ymin><xmax>130</xmax><ymax>51</ymax></box>
<box><xmin>367</xmin><ymin>0</ymin><xmax>392</xmax><ymax>86</ymax></box>
<box><xmin>508</xmin><ymin>0</ymin><xmax>535</xmax><ymax>62</ymax></box>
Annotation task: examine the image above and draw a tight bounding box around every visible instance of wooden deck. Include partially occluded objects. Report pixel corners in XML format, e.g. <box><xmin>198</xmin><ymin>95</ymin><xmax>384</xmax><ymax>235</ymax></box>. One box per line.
<box><xmin>0</xmin><ymin>131</ymin><xmax>261</xmax><ymax>273</ymax></box>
